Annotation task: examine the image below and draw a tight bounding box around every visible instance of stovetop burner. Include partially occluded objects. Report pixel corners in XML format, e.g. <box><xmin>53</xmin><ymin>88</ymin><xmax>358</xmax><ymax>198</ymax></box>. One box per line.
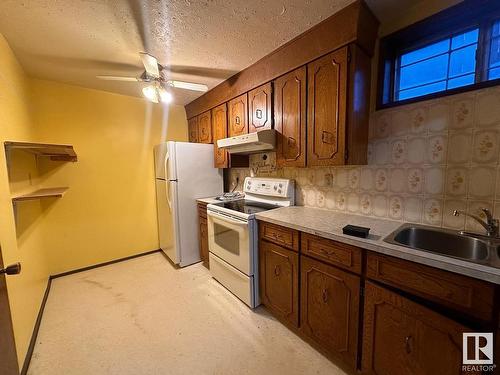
<box><xmin>212</xmin><ymin>199</ymin><xmax>278</xmax><ymax>215</ymax></box>
<box><xmin>215</xmin><ymin>192</ymin><xmax>245</xmax><ymax>201</ymax></box>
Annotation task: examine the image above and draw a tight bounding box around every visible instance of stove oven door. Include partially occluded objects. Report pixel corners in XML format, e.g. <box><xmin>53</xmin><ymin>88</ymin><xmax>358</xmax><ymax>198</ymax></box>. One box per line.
<box><xmin>207</xmin><ymin>210</ymin><xmax>253</xmax><ymax>275</ymax></box>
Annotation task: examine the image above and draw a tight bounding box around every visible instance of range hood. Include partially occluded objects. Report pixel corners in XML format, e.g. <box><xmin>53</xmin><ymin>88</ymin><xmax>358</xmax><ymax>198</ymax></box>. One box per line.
<box><xmin>217</xmin><ymin>129</ymin><xmax>276</xmax><ymax>154</ymax></box>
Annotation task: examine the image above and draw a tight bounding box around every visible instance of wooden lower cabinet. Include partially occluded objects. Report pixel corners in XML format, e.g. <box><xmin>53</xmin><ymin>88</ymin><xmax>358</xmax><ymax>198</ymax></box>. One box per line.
<box><xmin>197</xmin><ymin>203</ymin><xmax>209</xmax><ymax>268</ymax></box>
<box><xmin>362</xmin><ymin>282</ymin><xmax>477</xmax><ymax>375</ymax></box>
<box><xmin>300</xmin><ymin>255</ymin><xmax>360</xmax><ymax>368</ymax></box>
<box><xmin>259</xmin><ymin>240</ymin><xmax>299</xmax><ymax>327</ymax></box>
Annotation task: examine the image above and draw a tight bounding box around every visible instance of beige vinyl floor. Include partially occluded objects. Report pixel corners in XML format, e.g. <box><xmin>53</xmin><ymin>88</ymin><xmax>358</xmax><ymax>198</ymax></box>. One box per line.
<box><xmin>27</xmin><ymin>252</ymin><xmax>345</xmax><ymax>375</ymax></box>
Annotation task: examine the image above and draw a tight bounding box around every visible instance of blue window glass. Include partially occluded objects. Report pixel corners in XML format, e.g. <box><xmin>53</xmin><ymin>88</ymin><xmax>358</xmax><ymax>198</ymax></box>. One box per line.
<box><xmin>398</xmin><ymin>82</ymin><xmax>447</xmax><ymax>100</ymax></box>
<box><xmin>451</xmin><ymin>29</ymin><xmax>479</xmax><ymax>49</ymax></box>
<box><xmin>396</xmin><ymin>28</ymin><xmax>478</xmax><ymax>101</ymax></box>
<box><xmin>488</xmin><ymin>20</ymin><xmax>500</xmax><ymax>80</ymax></box>
<box><xmin>448</xmin><ymin>74</ymin><xmax>475</xmax><ymax>89</ymax></box>
<box><xmin>400</xmin><ymin>40</ymin><xmax>449</xmax><ymax>66</ymax></box>
<box><xmin>449</xmin><ymin>45</ymin><xmax>477</xmax><ymax>77</ymax></box>
<box><xmin>490</xmin><ymin>67</ymin><xmax>500</xmax><ymax>80</ymax></box>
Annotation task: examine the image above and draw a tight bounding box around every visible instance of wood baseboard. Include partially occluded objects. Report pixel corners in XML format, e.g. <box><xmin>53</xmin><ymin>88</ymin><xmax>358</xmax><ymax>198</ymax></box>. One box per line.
<box><xmin>50</xmin><ymin>249</ymin><xmax>161</xmax><ymax>279</ymax></box>
<box><xmin>21</xmin><ymin>278</ymin><xmax>51</xmax><ymax>375</ymax></box>
<box><xmin>21</xmin><ymin>249</ymin><xmax>161</xmax><ymax>374</ymax></box>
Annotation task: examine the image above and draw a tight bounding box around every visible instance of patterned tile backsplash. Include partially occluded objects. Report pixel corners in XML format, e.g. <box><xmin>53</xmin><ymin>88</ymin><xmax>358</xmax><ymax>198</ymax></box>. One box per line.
<box><xmin>229</xmin><ymin>86</ymin><xmax>500</xmax><ymax>233</ymax></box>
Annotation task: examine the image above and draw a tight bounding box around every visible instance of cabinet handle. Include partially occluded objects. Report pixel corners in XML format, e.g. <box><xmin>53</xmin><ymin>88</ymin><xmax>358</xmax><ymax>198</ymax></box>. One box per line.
<box><xmin>274</xmin><ymin>265</ymin><xmax>281</xmax><ymax>277</ymax></box>
<box><xmin>287</xmin><ymin>137</ymin><xmax>296</xmax><ymax>147</ymax></box>
<box><xmin>235</xmin><ymin>116</ymin><xmax>241</xmax><ymax>125</ymax></box>
<box><xmin>321</xmin><ymin>131</ymin><xmax>335</xmax><ymax>144</ymax></box>
<box><xmin>256</xmin><ymin>109</ymin><xmax>262</xmax><ymax>119</ymax></box>
<box><xmin>405</xmin><ymin>335</ymin><xmax>413</xmax><ymax>354</ymax></box>
<box><xmin>322</xmin><ymin>289</ymin><xmax>328</xmax><ymax>303</ymax></box>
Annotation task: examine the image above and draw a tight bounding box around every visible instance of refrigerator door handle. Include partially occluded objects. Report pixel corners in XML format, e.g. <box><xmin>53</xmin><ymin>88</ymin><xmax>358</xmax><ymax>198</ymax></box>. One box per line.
<box><xmin>164</xmin><ymin>151</ymin><xmax>169</xmax><ymax>180</ymax></box>
<box><xmin>166</xmin><ymin>180</ymin><xmax>172</xmax><ymax>209</ymax></box>
<box><xmin>164</xmin><ymin>151</ymin><xmax>172</xmax><ymax>209</ymax></box>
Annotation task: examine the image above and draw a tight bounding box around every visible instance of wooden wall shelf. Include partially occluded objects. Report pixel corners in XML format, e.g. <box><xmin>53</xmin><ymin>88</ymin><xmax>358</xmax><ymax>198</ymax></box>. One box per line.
<box><xmin>4</xmin><ymin>141</ymin><xmax>77</xmax><ymax>162</ymax></box>
<box><xmin>12</xmin><ymin>187</ymin><xmax>68</xmax><ymax>203</ymax></box>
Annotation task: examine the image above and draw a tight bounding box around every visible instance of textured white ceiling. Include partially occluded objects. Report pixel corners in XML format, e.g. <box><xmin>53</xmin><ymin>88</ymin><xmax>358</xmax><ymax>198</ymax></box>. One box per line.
<box><xmin>0</xmin><ymin>0</ymin><xmax>432</xmax><ymax>105</ymax></box>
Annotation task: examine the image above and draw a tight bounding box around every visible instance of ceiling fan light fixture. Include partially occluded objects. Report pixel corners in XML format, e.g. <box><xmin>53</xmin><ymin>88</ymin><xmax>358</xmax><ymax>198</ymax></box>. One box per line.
<box><xmin>159</xmin><ymin>88</ymin><xmax>173</xmax><ymax>104</ymax></box>
<box><xmin>142</xmin><ymin>85</ymin><xmax>159</xmax><ymax>103</ymax></box>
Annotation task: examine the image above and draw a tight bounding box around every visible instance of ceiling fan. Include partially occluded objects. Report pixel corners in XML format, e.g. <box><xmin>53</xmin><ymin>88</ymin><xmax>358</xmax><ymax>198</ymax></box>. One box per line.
<box><xmin>96</xmin><ymin>52</ymin><xmax>209</xmax><ymax>103</ymax></box>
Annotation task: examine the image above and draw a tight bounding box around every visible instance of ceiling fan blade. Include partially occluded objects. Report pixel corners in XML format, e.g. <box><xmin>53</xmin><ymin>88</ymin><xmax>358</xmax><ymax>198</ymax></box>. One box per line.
<box><xmin>96</xmin><ymin>75</ymin><xmax>140</xmax><ymax>82</ymax></box>
<box><xmin>166</xmin><ymin>80</ymin><xmax>208</xmax><ymax>92</ymax></box>
<box><xmin>140</xmin><ymin>52</ymin><xmax>160</xmax><ymax>78</ymax></box>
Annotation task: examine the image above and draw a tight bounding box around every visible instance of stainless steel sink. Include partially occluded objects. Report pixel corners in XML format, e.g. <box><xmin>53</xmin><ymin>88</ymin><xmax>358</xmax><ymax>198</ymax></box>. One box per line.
<box><xmin>384</xmin><ymin>223</ymin><xmax>500</xmax><ymax>267</ymax></box>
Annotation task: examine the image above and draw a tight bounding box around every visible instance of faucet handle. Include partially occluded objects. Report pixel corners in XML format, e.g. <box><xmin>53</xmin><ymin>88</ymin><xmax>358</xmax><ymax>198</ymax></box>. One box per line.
<box><xmin>481</xmin><ymin>208</ymin><xmax>494</xmax><ymax>222</ymax></box>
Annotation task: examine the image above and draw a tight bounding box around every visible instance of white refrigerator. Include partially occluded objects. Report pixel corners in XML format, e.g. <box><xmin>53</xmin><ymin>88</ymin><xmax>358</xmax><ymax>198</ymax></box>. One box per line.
<box><xmin>154</xmin><ymin>142</ymin><xmax>223</xmax><ymax>267</ymax></box>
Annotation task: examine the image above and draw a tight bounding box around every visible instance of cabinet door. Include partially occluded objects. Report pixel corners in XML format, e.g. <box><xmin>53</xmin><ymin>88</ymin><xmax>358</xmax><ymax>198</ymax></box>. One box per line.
<box><xmin>259</xmin><ymin>240</ymin><xmax>299</xmax><ymax>327</ymax></box>
<box><xmin>248</xmin><ymin>83</ymin><xmax>272</xmax><ymax>133</ymax></box>
<box><xmin>199</xmin><ymin>216</ymin><xmax>209</xmax><ymax>268</ymax></box>
<box><xmin>188</xmin><ymin>116</ymin><xmax>199</xmax><ymax>143</ymax></box>
<box><xmin>198</xmin><ymin>110</ymin><xmax>212</xmax><ymax>144</ymax></box>
<box><xmin>301</xmin><ymin>255</ymin><xmax>360</xmax><ymax>367</ymax></box>
<box><xmin>274</xmin><ymin>67</ymin><xmax>306</xmax><ymax>167</ymax></box>
<box><xmin>307</xmin><ymin>47</ymin><xmax>348</xmax><ymax>166</ymax></box>
<box><xmin>362</xmin><ymin>282</ymin><xmax>478</xmax><ymax>375</ymax></box>
<box><xmin>228</xmin><ymin>93</ymin><xmax>248</xmax><ymax>137</ymax></box>
<box><xmin>212</xmin><ymin>103</ymin><xmax>228</xmax><ymax>168</ymax></box>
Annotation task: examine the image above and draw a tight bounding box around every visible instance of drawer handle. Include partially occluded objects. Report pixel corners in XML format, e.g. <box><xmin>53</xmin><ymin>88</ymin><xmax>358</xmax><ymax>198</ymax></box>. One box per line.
<box><xmin>272</xmin><ymin>232</ymin><xmax>284</xmax><ymax>241</ymax></box>
<box><xmin>322</xmin><ymin>289</ymin><xmax>328</xmax><ymax>303</ymax></box>
<box><xmin>274</xmin><ymin>265</ymin><xmax>281</xmax><ymax>277</ymax></box>
<box><xmin>319</xmin><ymin>247</ymin><xmax>334</xmax><ymax>256</ymax></box>
<box><xmin>405</xmin><ymin>335</ymin><xmax>413</xmax><ymax>354</ymax></box>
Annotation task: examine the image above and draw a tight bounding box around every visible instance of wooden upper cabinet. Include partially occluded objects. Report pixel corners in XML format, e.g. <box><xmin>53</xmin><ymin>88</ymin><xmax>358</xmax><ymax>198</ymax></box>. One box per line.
<box><xmin>301</xmin><ymin>255</ymin><xmax>360</xmax><ymax>368</ymax></box>
<box><xmin>362</xmin><ymin>282</ymin><xmax>477</xmax><ymax>375</ymax></box>
<box><xmin>188</xmin><ymin>116</ymin><xmax>199</xmax><ymax>143</ymax></box>
<box><xmin>307</xmin><ymin>47</ymin><xmax>348</xmax><ymax>166</ymax></box>
<box><xmin>228</xmin><ymin>93</ymin><xmax>248</xmax><ymax>137</ymax></box>
<box><xmin>197</xmin><ymin>110</ymin><xmax>212</xmax><ymax>144</ymax></box>
<box><xmin>211</xmin><ymin>103</ymin><xmax>228</xmax><ymax>168</ymax></box>
<box><xmin>274</xmin><ymin>67</ymin><xmax>307</xmax><ymax>167</ymax></box>
<box><xmin>248</xmin><ymin>83</ymin><xmax>272</xmax><ymax>133</ymax></box>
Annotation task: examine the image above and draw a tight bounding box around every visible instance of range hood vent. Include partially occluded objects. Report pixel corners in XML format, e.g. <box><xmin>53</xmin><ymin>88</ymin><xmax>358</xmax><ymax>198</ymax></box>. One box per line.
<box><xmin>217</xmin><ymin>129</ymin><xmax>276</xmax><ymax>154</ymax></box>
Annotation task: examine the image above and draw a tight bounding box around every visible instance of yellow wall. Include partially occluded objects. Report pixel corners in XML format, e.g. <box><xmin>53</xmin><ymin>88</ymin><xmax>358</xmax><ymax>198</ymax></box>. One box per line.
<box><xmin>30</xmin><ymin>79</ymin><xmax>188</xmax><ymax>274</ymax></box>
<box><xmin>0</xmin><ymin>33</ymin><xmax>188</xmax><ymax>367</ymax></box>
<box><xmin>0</xmin><ymin>34</ymin><xmax>49</xmax><ymax>369</ymax></box>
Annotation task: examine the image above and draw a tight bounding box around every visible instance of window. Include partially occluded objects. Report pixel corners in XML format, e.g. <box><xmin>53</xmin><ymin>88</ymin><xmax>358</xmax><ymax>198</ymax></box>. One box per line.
<box><xmin>488</xmin><ymin>20</ymin><xmax>500</xmax><ymax>79</ymax></box>
<box><xmin>378</xmin><ymin>0</ymin><xmax>500</xmax><ymax>108</ymax></box>
<box><xmin>396</xmin><ymin>29</ymin><xmax>479</xmax><ymax>100</ymax></box>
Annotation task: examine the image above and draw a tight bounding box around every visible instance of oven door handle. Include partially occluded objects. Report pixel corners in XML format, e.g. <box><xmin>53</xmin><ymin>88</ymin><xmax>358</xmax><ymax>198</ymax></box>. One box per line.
<box><xmin>207</xmin><ymin>210</ymin><xmax>248</xmax><ymax>226</ymax></box>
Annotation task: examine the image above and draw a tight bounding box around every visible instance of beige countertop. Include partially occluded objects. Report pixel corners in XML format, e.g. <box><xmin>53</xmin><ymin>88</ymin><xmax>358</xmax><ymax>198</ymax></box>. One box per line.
<box><xmin>255</xmin><ymin>206</ymin><xmax>500</xmax><ymax>285</ymax></box>
<box><xmin>196</xmin><ymin>197</ymin><xmax>221</xmax><ymax>204</ymax></box>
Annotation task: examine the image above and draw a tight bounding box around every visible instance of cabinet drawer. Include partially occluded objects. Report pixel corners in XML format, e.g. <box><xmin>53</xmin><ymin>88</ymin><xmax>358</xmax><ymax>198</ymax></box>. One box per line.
<box><xmin>366</xmin><ymin>253</ymin><xmax>495</xmax><ymax>321</ymax></box>
<box><xmin>301</xmin><ymin>233</ymin><xmax>362</xmax><ymax>273</ymax></box>
<box><xmin>259</xmin><ymin>222</ymin><xmax>299</xmax><ymax>252</ymax></box>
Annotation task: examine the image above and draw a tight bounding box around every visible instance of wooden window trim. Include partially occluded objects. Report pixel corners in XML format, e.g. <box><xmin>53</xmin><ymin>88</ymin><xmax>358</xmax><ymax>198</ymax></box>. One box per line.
<box><xmin>377</xmin><ymin>0</ymin><xmax>500</xmax><ymax>109</ymax></box>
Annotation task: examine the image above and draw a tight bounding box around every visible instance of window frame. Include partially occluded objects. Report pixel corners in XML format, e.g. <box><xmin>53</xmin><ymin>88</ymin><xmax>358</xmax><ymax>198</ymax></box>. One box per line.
<box><xmin>377</xmin><ymin>0</ymin><xmax>500</xmax><ymax>109</ymax></box>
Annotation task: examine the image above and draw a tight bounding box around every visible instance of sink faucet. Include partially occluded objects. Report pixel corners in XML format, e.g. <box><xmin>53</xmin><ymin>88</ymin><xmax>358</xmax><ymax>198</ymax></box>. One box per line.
<box><xmin>453</xmin><ymin>208</ymin><xmax>499</xmax><ymax>237</ymax></box>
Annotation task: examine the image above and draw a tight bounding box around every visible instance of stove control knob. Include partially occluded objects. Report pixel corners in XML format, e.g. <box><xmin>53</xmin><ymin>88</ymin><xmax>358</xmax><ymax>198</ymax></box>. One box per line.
<box><xmin>279</xmin><ymin>183</ymin><xmax>283</xmax><ymax>188</ymax></box>
<box><xmin>274</xmin><ymin>185</ymin><xmax>277</xmax><ymax>191</ymax></box>
<box><xmin>278</xmin><ymin>189</ymin><xmax>282</xmax><ymax>194</ymax></box>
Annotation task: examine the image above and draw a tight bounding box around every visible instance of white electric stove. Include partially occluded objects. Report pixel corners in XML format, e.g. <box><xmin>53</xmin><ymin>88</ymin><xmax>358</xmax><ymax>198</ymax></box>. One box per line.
<box><xmin>207</xmin><ymin>177</ymin><xmax>295</xmax><ymax>308</ymax></box>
